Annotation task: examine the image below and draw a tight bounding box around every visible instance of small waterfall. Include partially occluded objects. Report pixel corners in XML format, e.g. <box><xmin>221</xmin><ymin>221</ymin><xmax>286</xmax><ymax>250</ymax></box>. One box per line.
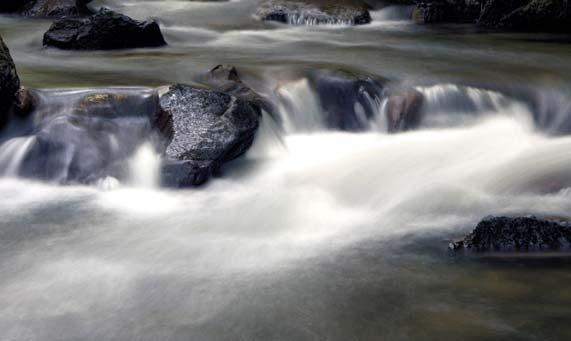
<box><xmin>129</xmin><ymin>143</ymin><xmax>161</xmax><ymax>188</ymax></box>
<box><xmin>372</xmin><ymin>5</ymin><xmax>414</xmax><ymax>22</ymax></box>
<box><xmin>274</xmin><ymin>74</ymin><xmax>385</xmax><ymax>133</ymax></box>
<box><xmin>0</xmin><ymin>136</ymin><xmax>36</xmax><ymax>177</ymax></box>
<box><xmin>414</xmin><ymin>84</ymin><xmax>531</xmax><ymax>128</ymax></box>
<box><xmin>526</xmin><ymin>87</ymin><xmax>571</xmax><ymax>135</ymax></box>
<box><xmin>287</xmin><ymin>14</ymin><xmax>358</xmax><ymax>26</ymax></box>
<box><xmin>275</xmin><ymin>78</ymin><xmax>325</xmax><ymax>133</ymax></box>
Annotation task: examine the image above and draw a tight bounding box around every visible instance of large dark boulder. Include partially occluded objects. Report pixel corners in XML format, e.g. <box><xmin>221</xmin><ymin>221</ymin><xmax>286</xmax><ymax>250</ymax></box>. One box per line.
<box><xmin>451</xmin><ymin>216</ymin><xmax>571</xmax><ymax>252</ymax></box>
<box><xmin>0</xmin><ymin>35</ymin><xmax>20</xmax><ymax>129</ymax></box>
<box><xmin>156</xmin><ymin>84</ymin><xmax>260</xmax><ymax>187</ymax></box>
<box><xmin>43</xmin><ymin>8</ymin><xmax>166</xmax><ymax>50</ymax></box>
<box><xmin>17</xmin><ymin>88</ymin><xmax>161</xmax><ymax>183</ymax></box>
<box><xmin>256</xmin><ymin>0</ymin><xmax>372</xmax><ymax>25</ymax></box>
<box><xmin>306</xmin><ymin>69</ymin><xmax>386</xmax><ymax>131</ymax></box>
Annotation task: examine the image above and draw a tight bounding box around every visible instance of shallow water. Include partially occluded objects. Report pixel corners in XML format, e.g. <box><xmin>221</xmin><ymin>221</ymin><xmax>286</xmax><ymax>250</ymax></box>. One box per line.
<box><xmin>1</xmin><ymin>0</ymin><xmax>571</xmax><ymax>340</ymax></box>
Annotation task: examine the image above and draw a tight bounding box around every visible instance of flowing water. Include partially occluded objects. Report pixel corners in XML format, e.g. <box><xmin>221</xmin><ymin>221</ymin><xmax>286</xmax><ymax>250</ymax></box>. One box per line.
<box><xmin>2</xmin><ymin>1</ymin><xmax>571</xmax><ymax>340</ymax></box>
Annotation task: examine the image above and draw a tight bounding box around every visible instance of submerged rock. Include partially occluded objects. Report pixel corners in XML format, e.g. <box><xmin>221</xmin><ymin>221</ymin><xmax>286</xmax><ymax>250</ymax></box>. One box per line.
<box><xmin>307</xmin><ymin>69</ymin><xmax>385</xmax><ymax>131</ymax></box>
<box><xmin>0</xmin><ymin>35</ymin><xmax>20</xmax><ymax>129</ymax></box>
<box><xmin>256</xmin><ymin>0</ymin><xmax>372</xmax><ymax>25</ymax></box>
<box><xmin>43</xmin><ymin>8</ymin><xmax>166</xmax><ymax>50</ymax></box>
<box><xmin>156</xmin><ymin>84</ymin><xmax>260</xmax><ymax>187</ymax></box>
<box><xmin>451</xmin><ymin>216</ymin><xmax>571</xmax><ymax>252</ymax></box>
<box><xmin>17</xmin><ymin>88</ymin><xmax>161</xmax><ymax>183</ymax></box>
<box><xmin>385</xmin><ymin>88</ymin><xmax>424</xmax><ymax>132</ymax></box>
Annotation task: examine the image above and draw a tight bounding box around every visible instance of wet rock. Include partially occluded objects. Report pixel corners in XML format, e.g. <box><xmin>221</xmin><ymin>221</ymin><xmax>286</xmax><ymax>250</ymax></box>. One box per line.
<box><xmin>0</xmin><ymin>35</ymin><xmax>20</xmax><ymax>129</ymax></box>
<box><xmin>413</xmin><ymin>0</ymin><xmax>482</xmax><ymax>24</ymax></box>
<box><xmin>22</xmin><ymin>0</ymin><xmax>93</xmax><ymax>18</ymax></box>
<box><xmin>0</xmin><ymin>0</ymin><xmax>34</xmax><ymax>13</ymax></box>
<box><xmin>451</xmin><ymin>216</ymin><xmax>571</xmax><ymax>252</ymax></box>
<box><xmin>161</xmin><ymin>160</ymin><xmax>212</xmax><ymax>187</ymax></box>
<box><xmin>156</xmin><ymin>84</ymin><xmax>260</xmax><ymax>187</ymax></box>
<box><xmin>412</xmin><ymin>2</ymin><xmax>449</xmax><ymax>24</ymax></box>
<box><xmin>498</xmin><ymin>0</ymin><xmax>571</xmax><ymax>32</ymax></box>
<box><xmin>477</xmin><ymin>0</ymin><xmax>527</xmax><ymax>27</ymax></box>
<box><xmin>14</xmin><ymin>87</ymin><xmax>35</xmax><ymax>117</ymax></box>
<box><xmin>385</xmin><ymin>88</ymin><xmax>424</xmax><ymax>132</ymax></box>
<box><xmin>18</xmin><ymin>88</ymin><xmax>160</xmax><ymax>183</ymax></box>
<box><xmin>201</xmin><ymin>65</ymin><xmax>276</xmax><ymax>117</ymax></box>
<box><xmin>256</xmin><ymin>0</ymin><xmax>372</xmax><ymax>25</ymax></box>
<box><xmin>307</xmin><ymin>69</ymin><xmax>386</xmax><ymax>131</ymax></box>
<box><xmin>478</xmin><ymin>0</ymin><xmax>571</xmax><ymax>32</ymax></box>
<box><xmin>43</xmin><ymin>8</ymin><xmax>166</xmax><ymax>50</ymax></box>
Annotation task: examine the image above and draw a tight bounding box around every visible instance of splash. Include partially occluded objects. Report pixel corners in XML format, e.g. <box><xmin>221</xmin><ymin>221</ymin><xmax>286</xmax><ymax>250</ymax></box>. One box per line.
<box><xmin>128</xmin><ymin>143</ymin><xmax>161</xmax><ymax>189</ymax></box>
<box><xmin>0</xmin><ymin>136</ymin><xmax>36</xmax><ymax>177</ymax></box>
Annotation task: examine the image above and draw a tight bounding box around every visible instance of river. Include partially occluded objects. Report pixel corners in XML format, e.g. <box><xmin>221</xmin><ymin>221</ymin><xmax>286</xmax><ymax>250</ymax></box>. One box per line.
<box><xmin>1</xmin><ymin>0</ymin><xmax>571</xmax><ymax>340</ymax></box>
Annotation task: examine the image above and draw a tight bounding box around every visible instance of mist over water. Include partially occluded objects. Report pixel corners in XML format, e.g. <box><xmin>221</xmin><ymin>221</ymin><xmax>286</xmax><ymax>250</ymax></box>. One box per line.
<box><xmin>2</xmin><ymin>0</ymin><xmax>571</xmax><ymax>340</ymax></box>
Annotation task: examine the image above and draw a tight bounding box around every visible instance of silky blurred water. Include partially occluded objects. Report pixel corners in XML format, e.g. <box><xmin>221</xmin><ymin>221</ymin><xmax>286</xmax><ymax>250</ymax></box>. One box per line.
<box><xmin>1</xmin><ymin>1</ymin><xmax>571</xmax><ymax>340</ymax></box>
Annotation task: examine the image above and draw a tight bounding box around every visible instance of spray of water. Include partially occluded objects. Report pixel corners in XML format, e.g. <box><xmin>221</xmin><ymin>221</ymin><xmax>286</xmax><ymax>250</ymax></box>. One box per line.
<box><xmin>0</xmin><ymin>137</ymin><xmax>36</xmax><ymax>177</ymax></box>
<box><xmin>128</xmin><ymin>142</ymin><xmax>161</xmax><ymax>189</ymax></box>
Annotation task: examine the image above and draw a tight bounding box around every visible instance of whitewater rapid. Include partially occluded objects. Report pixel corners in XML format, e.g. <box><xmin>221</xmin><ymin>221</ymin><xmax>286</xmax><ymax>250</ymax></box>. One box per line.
<box><xmin>2</xmin><ymin>112</ymin><xmax>571</xmax><ymax>338</ymax></box>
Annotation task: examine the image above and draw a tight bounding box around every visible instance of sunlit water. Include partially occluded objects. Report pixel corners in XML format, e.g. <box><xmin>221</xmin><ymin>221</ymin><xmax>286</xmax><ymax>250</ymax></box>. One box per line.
<box><xmin>1</xmin><ymin>0</ymin><xmax>571</xmax><ymax>340</ymax></box>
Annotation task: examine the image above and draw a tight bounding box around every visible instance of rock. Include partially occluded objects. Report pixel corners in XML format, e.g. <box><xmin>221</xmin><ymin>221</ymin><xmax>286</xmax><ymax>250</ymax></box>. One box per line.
<box><xmin>0</xmin><ymin>0</ymin><xmax>34</xmax><ymax>12</ymax></box>
<box><xmin>413</xmin><ymin>0</ymin><xmax>483</xmax><ymax>24</ymax></box>
<box><xmin>477</xmin><ymin>0</ymin><xmax>528</xmax><ymax>27</ymax></box>
<box><xmin>201</xmin><ymin>65</ymin><xmax>276</xmax><ymax>117</ymax></box>
<box><xmin>451</xmin><ymin>216</ymin><xmax>571</xmax><ymax>252</ymax></box>
<box><xmin>412</xmin><ymin>2</ymin><xmax>449</xmax><ymax>24</ymax></box>
<box><xmin>43</xmin><ymin>8</ymin><xmax>166</xmax><ymax>50</ymax></box>
<box><xmin>385</xmin><ymin>88</ymin><xmax>424</xmax><ymax>132</ymax></box>
<box><xmin>156</xmin><ymin>84</ymin><xmax>260</xmax><ymax>187</ymax></box>
<box><xmin>307</xmin><ymin>69</ymin><xmax>385</xmax><ymax>131</ymax></box>
<box><xmin>14</xmin><ymin>87</ymin><xmax>35</xmax><ymax>117</ymax></box>
<box><xmin>497</xmin><ymin>0</ymin><xmax>571</xmax><ymax>32</ymax></box>
<box><xmin>256</xmin><ymin>0</ymin><xmax>372</xmax><ymax>25</ymax></box>
<box><xmin>478</xmin><ymin>0</ymin><xmax>571</xmax><ymax>32</ymax></box>
<box><xmin>0</xmin><ymin>35</ymin><xmax>20</xmax><ymax>129</ymax></box>
<box><xmin>18</xmin><ymin>88</ymin><xmax>161</xmax><ymax>183</ymax></box>
<box><xmin>22</xmin><ymin>0</ymin><xmax>93</xmax><ymax>18</ymax></box>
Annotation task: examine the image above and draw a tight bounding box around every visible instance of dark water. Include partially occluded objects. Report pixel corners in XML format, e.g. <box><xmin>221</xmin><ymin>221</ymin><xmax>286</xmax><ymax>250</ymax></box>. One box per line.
<box><xmin>1</xmin><ymin>1</ymin><xmax>571</xmax><ymax>340</ymax></box>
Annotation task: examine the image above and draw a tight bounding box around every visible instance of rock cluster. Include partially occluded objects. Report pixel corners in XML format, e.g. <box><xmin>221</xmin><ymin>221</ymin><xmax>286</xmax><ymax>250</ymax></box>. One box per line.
<box><xmin>410</xmin><ymin>0</ymin><xmax>571</xmax><ymax>32</ymax></box>
<box><xmin>256</xmin><ymin>0</ymin><xmax>372</xmax><ymax>25</ymax></box>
